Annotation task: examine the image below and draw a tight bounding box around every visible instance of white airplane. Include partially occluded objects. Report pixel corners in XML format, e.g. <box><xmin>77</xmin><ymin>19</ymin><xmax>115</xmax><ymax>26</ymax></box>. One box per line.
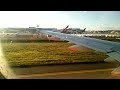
<box><xmin>57</xmin><ymin>25</ymin><xmax>86</xmax><ymax>34</ymax></box>
<box><xmin>39</xmin><ymin>26</ymin><xmax>120</xmax><ymax>77</ymax></box>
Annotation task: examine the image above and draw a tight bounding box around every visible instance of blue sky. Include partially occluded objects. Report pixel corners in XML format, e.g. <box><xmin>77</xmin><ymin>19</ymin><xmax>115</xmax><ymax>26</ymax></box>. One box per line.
<box><xmin>0</xmin><ymin>11</ymin><xmax>120</xmax><ymax>30</ymax></box>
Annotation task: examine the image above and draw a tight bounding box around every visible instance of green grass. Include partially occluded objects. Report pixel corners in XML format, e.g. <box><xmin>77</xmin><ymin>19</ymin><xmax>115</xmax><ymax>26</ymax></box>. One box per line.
<box><xmin>1</xmin><ymin>42</ymin><xmax>108</xmax><ymax>67</ymax></box>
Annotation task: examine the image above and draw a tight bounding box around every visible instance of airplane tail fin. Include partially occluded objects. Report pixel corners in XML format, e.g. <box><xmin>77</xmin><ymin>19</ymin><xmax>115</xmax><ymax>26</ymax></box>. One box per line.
<box><xmin>83</xmin><ymin>28</ymin><xmax>86</xmax><ymax>32</ymax></box>
<box><xmin>61</xmin><ymin>25</ymin><xmax>69</xmax><ymax>33</ymax></box>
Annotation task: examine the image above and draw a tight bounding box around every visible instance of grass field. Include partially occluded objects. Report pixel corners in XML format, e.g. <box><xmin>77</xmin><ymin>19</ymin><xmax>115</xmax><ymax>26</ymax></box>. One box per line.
<box><xmin>1</xmin><ymin>41</ymin><xmax>108</xmax><ymax>67</ymax></box>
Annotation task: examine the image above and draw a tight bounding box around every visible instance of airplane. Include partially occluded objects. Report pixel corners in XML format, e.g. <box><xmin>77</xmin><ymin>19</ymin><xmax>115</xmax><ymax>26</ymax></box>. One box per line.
<box><xmin>40</xmin><ymin>25</ymin><xmax>86</xmax><ymax>38</ymax></box>
<box><xmin>60</xmin><ymin>25</ymin><xmax>86</xmax><ymax>34</ymax></box>
<box><xmin>66</xmin><ymin>28</ymin><xmax>86</xmax><ymax>34</ymax></box>
<box><xmin>39</xmin><ymin>26</ymin><xmax>120</xmax><ymax>77</ymax></box>
<box><xmin>61</xmin><ymin>25</ymin><xmax>69</xmax><ymax>33</ymax></box>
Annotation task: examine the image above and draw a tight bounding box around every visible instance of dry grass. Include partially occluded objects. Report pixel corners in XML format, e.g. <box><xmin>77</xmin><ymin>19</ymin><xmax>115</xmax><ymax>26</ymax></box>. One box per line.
<box><xmin>1</xmin><ymin>42</ymin><xmax>108</xmax><ymax>67</ymax></box>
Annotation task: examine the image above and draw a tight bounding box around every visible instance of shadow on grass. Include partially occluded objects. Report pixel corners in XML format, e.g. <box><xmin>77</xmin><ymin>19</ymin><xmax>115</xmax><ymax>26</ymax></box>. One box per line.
<box><xmin>10</xmin><ymin>61</ymin><xmax>106</xmax><ymax>68</ymax></box>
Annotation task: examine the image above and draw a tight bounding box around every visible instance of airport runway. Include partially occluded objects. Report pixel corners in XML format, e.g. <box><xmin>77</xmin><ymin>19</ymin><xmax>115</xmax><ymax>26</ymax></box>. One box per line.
<box><xmin>12</xmin><ymin>63</ymin><xmax>120</xmax><ymax>79</ymax></box>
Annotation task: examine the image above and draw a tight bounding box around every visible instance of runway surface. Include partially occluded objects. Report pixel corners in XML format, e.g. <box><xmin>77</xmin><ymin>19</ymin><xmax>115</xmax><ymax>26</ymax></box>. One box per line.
<box><xmin>12</xmin><ymin>63</ymin><xmax>120</xmax><ymax>79</ymax></box>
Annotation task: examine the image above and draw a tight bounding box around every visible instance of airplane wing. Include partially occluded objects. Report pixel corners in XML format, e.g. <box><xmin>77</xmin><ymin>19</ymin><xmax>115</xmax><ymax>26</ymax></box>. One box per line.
<box><xmin>39</xmin><ymin>30</ymin><xmax>120</xmax><ymax>76</ymax></box>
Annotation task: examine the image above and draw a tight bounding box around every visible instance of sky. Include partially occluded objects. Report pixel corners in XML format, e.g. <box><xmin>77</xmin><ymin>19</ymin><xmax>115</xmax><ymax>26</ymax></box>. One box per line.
<box><xmin>0</xmin><ymin>11</ymin><xmax>120</xmax><ymax>30</ymax></box>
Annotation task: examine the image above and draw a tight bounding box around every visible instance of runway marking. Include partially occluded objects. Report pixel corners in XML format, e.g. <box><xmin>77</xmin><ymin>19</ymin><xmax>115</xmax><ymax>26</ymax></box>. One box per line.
<box><xmin>17</xmin><ymin>68</ymin><xmax>115</xmax><ymax>78</ymax></box>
